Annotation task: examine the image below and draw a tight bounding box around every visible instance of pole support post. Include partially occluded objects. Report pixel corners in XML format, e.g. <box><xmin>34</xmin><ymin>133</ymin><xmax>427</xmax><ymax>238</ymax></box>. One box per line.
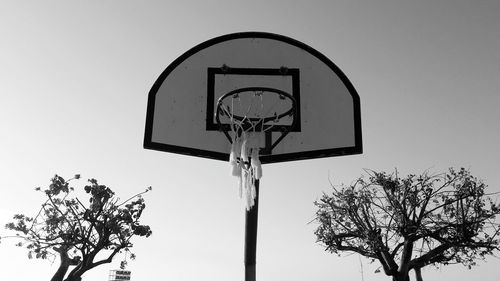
<box><xmin>244</xmin><ymin>179</ymin><xmax>259</xmax><ymax>281</ymax></box>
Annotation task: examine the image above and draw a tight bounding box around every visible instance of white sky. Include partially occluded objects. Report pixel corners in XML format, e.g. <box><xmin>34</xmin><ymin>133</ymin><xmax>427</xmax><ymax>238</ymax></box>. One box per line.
<box><xmin>1</xmin><ymin>1</ymin><xmax>499</xmax><ymax>280</ymax></box>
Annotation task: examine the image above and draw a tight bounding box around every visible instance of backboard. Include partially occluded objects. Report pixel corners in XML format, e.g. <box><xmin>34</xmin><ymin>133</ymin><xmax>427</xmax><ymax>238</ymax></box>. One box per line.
<box><xmin>144</xmin><ymin>32</ymin><xmax>362</xmax><ymax>164</ymax></box>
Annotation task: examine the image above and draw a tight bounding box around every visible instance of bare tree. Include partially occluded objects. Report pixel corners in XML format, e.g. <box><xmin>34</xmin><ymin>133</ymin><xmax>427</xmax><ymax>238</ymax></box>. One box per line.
<box><xmin>314</xmin><ymin>168</ymin><xmax>500</xmax><ymax>281</ymax></box>
<box><xmin>4</xmin><ymin>175</ymin><xmax>152</xmax><ymax>281</ymax></box>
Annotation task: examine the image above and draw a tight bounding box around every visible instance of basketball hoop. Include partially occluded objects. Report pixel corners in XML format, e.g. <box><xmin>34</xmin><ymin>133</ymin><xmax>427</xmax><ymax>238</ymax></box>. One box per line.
<box><xmin>144</xmin><ymin>32</ymin><xmax>363</xmax><ymax>281</ymax></box>
<box><xmin>215</xmin><ymin>87</ymin><xmax>297</xmax><ymax>209</ymax></box>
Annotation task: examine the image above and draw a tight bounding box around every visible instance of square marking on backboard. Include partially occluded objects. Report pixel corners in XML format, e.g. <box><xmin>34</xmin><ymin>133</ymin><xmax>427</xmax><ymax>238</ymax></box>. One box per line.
<box><xmin>206</xmin><ymin>67</ymin><xmax>301</xmax><ymax>132</ymax></box>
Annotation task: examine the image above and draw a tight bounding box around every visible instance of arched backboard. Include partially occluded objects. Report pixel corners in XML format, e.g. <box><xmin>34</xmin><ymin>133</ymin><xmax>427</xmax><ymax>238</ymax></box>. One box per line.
<box><xmin>144</xmin><ymin>32</ymin><xmax>362</xmax><ymax>164</ymax></box>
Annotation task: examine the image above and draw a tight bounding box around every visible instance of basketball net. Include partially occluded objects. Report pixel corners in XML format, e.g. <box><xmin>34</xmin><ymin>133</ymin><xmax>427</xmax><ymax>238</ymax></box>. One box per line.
<box><xmin>216</xmin><ymin>87</ymin><xmax>296</xmax><ymax>210</ymax></box>
<box><xmin>229</xmin><ymin>131</ymin><xmax>262</xmax><ymax>210</ymax></box>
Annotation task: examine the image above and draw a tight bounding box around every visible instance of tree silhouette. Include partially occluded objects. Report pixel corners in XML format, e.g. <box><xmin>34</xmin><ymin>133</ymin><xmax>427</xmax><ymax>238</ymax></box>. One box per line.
<box><xmin>314</xmin><ymin>168</ymin><xmax>500</xmax><ymax>281</ymax></box>
<box><xmin>4</xmin><ymin>175</ymin><xmax>152</xmax><ymax>281</ymax></box>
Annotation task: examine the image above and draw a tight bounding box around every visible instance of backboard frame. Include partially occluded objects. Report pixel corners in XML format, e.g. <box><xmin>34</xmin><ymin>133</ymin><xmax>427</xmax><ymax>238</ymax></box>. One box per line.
<box><xmin>143</xmin><ymin>32</ymin><xmax>362</xmax><ymax>164</ymax></box>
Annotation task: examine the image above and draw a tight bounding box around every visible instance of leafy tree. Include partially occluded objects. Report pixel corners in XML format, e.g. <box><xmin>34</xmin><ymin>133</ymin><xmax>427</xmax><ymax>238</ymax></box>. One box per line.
<box><xmin>4</xmin><ymin>174</ymin><xmax>152</xmax><ymax>281</ymax></box>
<box><xmin>314</xmin><ymin>168</ymin><xmax>500</xmax><ymax>281</ymax></box>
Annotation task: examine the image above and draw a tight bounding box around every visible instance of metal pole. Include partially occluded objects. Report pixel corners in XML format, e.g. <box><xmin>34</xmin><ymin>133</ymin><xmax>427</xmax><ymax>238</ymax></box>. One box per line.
<box><xmin>244</xmin><ymin>179</ymin><xmax>259</xmax><ymax>281</ymax></box>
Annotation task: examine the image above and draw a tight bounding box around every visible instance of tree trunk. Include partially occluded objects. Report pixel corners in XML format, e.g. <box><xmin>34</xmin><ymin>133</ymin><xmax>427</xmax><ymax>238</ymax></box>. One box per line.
<box><xmin>392</xmin><ymin>272</ymin><xmax>410</xmax><ymax>281</ymax></box>
<box><xmin>51</xmin><ymin>262</ymin><xmax>69</xmax><ymax>281</ymax></box>
<box><xmin>51</xmin><ymin>249</ymin><xmax>71</xmax><ymax>281</ymax></box>
<box><xmin>51</xmin><ymin>247</ymin><xmax>81</xmax><ymax>281</ymax></box>
<box><xmin>64</xmin><ymin>277</ymin><xmax>82</xmax><ymax>281</ymax></box>
<box><xmin>414</xmin><ymin>267</ymin><xmax>423</xmax><ymax>281</ymax></box>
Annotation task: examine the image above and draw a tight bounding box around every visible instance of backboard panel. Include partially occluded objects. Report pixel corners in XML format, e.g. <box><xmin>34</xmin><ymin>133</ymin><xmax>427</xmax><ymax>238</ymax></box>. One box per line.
<box><xmin>144</xmin><ymin>32</ymin><xmax>362</xmax><ymax>164</ymax></box>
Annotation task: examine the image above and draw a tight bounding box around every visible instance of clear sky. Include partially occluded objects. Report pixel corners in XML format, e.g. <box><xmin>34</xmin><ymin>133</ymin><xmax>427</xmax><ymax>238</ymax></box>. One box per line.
<box><xmin>1</xmin><ymin>1</ymin><xmax>499</xmax><ymax>280</ymax></box>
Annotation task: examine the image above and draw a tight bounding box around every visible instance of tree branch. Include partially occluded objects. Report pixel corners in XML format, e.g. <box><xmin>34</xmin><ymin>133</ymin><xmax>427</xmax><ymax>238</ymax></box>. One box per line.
<box><xmin>89</xmin><ymin>246</ymin><xmax>123</xmax><ymax>270</ymax></box>
<box><xmin>409</xmin><ymin>243</ymin><xmax>451</xmax><ymax>269</ymax></box>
